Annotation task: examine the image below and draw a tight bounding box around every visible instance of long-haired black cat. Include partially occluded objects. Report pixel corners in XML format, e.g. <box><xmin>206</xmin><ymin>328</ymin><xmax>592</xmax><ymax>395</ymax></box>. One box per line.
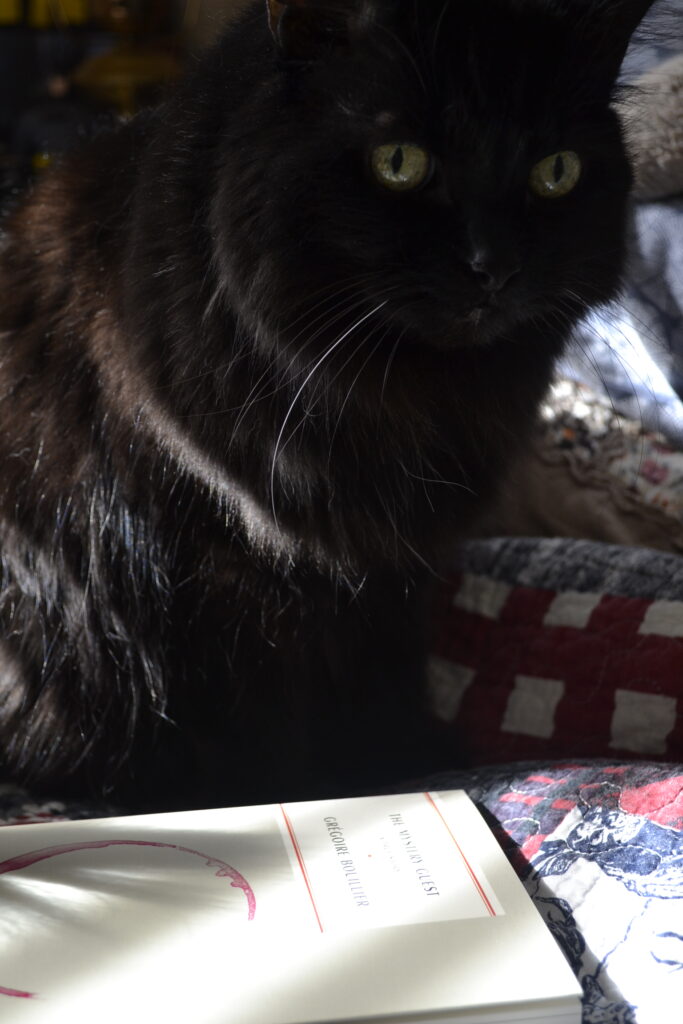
<box><xmin>0</xmin><ymin>0</ymin><xmax>654</xmax><ymax>809</ymax></box>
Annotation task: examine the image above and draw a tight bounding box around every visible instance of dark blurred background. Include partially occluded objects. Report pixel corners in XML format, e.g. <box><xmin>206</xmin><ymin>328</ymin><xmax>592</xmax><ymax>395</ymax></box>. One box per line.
<box><xmin>0</xmin><ymin>0</ymin><xmax>245</xmax><ymax>199</ymax></box>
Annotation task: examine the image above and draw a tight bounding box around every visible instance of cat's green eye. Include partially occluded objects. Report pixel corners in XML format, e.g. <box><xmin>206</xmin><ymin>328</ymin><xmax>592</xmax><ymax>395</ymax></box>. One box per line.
<box><xmin>371</xmin><ymin>143</ymin><xmax>433</xmax><ymax>192</ymax></box>
<box><xmin>529</xmin><ymin>151</ymin><xmax>582</xmax><ymax>199</ymax></box>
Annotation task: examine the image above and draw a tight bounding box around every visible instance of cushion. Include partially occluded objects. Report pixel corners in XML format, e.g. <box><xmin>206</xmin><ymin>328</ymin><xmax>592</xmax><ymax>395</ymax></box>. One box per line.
<box><xmin>429</xmin><ymin>537</ymin><xmax>683</xmax><ymax>765</ymax></box>
<box><xmin>621</xmin><ymin>53</ymin><xmax>683</xmax><ymax>202</ymax></box>
<box><xmin>482</xmin><ymin>377</ymin><xmax>683</xmax><ymax>553</ymax></box>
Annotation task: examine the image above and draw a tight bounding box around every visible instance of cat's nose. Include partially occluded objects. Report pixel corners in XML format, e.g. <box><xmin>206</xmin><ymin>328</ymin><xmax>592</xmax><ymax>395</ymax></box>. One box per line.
<box><xmin>470</xmin><ymin>253</ymin><xmax>521</xmax><ymax>294</ymax></box>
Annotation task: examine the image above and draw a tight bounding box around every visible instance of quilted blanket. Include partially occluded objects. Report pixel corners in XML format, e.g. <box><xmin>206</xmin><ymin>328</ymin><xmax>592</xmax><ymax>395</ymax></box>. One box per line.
<box><xmin>565</xmin><ymin>4</ymin><xmax>683</xmax><ymax>444</ymax></box>
<box><xmin>430</xmin><ymin>537</ymin><xmax>683</xmax><ymax>765</ymax></box>
<box><xmin>419</xmin><ymin>761</ymin><xmax>683</xmax><ymax>1024</ymax></box>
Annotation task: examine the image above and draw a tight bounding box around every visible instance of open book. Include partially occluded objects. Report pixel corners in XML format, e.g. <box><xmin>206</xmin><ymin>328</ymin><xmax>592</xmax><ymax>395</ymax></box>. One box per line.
<box><xmin>0</xmin><ymin>790</ymin><xmax>581</xmax><ymax>1023</ymax></box>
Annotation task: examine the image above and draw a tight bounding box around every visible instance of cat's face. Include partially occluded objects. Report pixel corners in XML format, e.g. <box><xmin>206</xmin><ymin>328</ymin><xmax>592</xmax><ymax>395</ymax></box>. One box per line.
<box><xmin>213</xmin><ymin>0</ymin><xmax>653</xmax><ymax>365</ymax></box>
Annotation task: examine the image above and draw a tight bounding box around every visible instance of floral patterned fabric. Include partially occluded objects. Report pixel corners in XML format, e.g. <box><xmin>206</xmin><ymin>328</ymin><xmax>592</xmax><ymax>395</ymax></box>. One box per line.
<box><xmin>566</xmin><ymin>8</ymin><xmax>683</xmax><ymax>448</ymax></box>
<box><xmin>539</xmin><ymin>379</ymin><xmax>683</xmax><ymax>533</ymax></box>
<box><xmin>0</xmin><ymin>785</ymin><xmax>115</xmax><ymax>827</ymax></box>
<box><xmin>415</xmin><ymin>761</ymin><xmax>683</xmax><ymax>1024</ymax></box>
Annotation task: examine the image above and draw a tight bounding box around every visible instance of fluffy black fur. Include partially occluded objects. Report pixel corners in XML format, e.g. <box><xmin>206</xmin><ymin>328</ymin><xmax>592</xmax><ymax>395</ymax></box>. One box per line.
<box><xmin>0</xmin><ymin>0</ymin><xmax>655</xmax><ymax>809</ymax></box>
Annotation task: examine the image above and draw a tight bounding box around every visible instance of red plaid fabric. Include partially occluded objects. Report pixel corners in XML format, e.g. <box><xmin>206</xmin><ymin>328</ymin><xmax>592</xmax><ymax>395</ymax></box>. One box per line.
<box><xmin>430</xmin><ymin>573</ymin><xmax>683</xmax><ymax>764</ymax></box>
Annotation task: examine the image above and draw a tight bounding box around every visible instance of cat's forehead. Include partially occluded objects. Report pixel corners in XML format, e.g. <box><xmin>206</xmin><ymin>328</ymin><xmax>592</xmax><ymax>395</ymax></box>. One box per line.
<box><xmin>333</xmin><ymin>3</ymin><xmax>593</xmax><ymax>111</ymax></box>
<box><xmin>336</xmin><ymin>33</ymin><xmax>577</xmax><ymax>142</ymax></box>
<box><xmin>315</xmin><ymin>0</ymin><xmax>635</xmax><ymax>162</ymax></box>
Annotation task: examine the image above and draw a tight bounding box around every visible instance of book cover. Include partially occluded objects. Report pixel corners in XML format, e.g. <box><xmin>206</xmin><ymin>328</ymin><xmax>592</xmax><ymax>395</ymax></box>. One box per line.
<box><xmin>0</xmin><ymin>790</ymin><xmax>582</xmax><ymax>1023</ymax></box>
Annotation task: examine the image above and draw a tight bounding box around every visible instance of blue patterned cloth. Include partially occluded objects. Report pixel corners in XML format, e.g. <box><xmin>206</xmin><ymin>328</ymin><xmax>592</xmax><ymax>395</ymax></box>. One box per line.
<box><xmin>565</xmin><ymin>202</ymin><xmax>683</xmax><ymax>446</ymax></box>
<box><xmin>415</xmin><ymin>761</ymin><xmax>683</xmax><ymax>1024</ymax></box>
<box><xmin>562</xmin><ymin>4</ymin><xmax>683</xmax><ymax>445</ymax></box>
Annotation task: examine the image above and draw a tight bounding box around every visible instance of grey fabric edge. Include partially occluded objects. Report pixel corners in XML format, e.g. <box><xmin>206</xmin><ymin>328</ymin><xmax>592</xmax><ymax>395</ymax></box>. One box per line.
<box><xmin>455</xmin><ymin>536</ymin><xmax>683</xmax><ymax>601</ymax></box>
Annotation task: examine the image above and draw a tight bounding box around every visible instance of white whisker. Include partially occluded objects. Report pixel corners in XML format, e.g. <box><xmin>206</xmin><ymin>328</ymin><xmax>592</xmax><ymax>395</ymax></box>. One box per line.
<box><xmin>269</xmin><ymin>301</ymin><xmax>388</xmax><ymax>529</ymax></box>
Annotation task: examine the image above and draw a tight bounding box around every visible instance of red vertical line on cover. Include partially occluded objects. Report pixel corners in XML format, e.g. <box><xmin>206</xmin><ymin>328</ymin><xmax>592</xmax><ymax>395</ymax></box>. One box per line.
<box><xmin>424</xmin><ymin>793</ymin><xmax>497</xmax><ymax>917</ymax></box>
<box><xmin>279</xmin><ymin>805</ymin><xmax>324</xmax><ymax>933</ymax></box>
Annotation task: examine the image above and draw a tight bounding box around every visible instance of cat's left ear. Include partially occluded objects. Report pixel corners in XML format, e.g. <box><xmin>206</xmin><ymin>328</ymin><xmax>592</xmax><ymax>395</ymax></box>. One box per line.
<box><xmin>574</xmin><ymin>0</ymin><xmax>657</xmax><ymax>88</ymax></box>
<box><xmin>266</xmin><ymin>0</ymin><xmax>379</xmax><ymax>61</ymax></box>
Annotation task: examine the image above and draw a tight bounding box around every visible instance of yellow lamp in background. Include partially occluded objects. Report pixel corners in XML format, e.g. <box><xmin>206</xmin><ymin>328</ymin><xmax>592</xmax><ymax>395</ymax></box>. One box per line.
<box><xmin>71</xmin><ymin>1</ymin><xmax>182</xmax><ymax>117</ymax></box>
<box><xmin>0</xmin><ymin>0</ymin><xmax>22</xmax><ymax>24</ymax></box>
<box><xmin>29</xmin><ymin>0</ymin><xmax>90</xmax><ymax>26</ymax></box>
<box><xmin>32</xmin><ymin>152</ymin><xmax>54</xmax><ymax>171</ymax></box>
<box><xmin>73</xmin><ymin>41</ymin><xmax>179</xmax><ymax>117</ymax></box>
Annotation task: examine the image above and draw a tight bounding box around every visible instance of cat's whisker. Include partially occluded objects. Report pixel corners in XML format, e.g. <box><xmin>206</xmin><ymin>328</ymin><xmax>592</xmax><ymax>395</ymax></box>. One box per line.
<box><xmin>226</xmin><ymin>301</ymin><xmax>363</xmax><ymax>431</ymax></box>
<box><xmin>279</xmin><ymin>283</ymin><xmax>404</xmax><ymax>407</ymax></box>
<box><xmin>273</xmin><ymin>304</ymin><xmax>392</xmax><ymax>459</ymax></box>
<box><xmin>566</xmin><ymin>280</ymin><xmax>666</xmax><ymax>368</ymax></box>
<box><xmin>226</xmin><ymin>288</ymin><xmax>398</xmax><ymax>442</ymax></box>
<box><xmin>152</xmin><ymin>341</ymin><xmax>252</xmax><ymax>394</ymax></box>
<box><xmin>378</xmin><ymin>329</ymin><xmax>405</xmax><ymax>417</ymax></box>
<box><xmin>553</xmin><ymin>312</ymin><xmax>651</xmax><ymax>489</ymax></box>
<box><xmin>561</xmin><ymin>297</ymin><xmax>656</xmax><ymax>433</ymax></box>
<box><xmin>374</xmin><ymin>22</ymin><xmax>429</xmax><ymax>97</ymax></box>
<box><xmin>312</xmin><ymin>322</ymin><xmax>380</xmax><ymax>422</ymax></box>
<box><xmin>381</xmin><ymin>504</ymin><xmax>445</xmax><ymax>582</ymax></box>
<box><xmin>157</xmin><ymin>276</ymin><xmax>384</xmax><ymax>395</ymax></box>
<box><xmin>309</xmin><ymin>286</ymin><xmax>406</xmax><ymax>394</ymax></box>
<box><xmin>534</xmin><ymin>301</ymin><xmax>631</xmax><ymax>426</ymax></box>
<box><xmin>430</xmin><ymin>0</ymin><xmax>452</xmax><ymax>73</ymax></box>
<box><xmin>399</xmin><ymin>463</ymin><xmax>476</xmax><ymax>496</ymax></box>
<box><xmin>181</xmin><ymin>287</ymin><xmax>388</xmax><ymax>432</ymax></box>
<box><xmin>281</xmin><ymin>286</ymin><xmax>391</xmax><ymax>369</ymax></box>
<box><xmin>281</xmin><ymin>282</ymin><xmax>406</xmax><ymax>434</ymax></box>
<box><xmin>277</xmin><ymin>272</ymin><xmax>389</xmax><ymax>333</ymax></box>
<box><xmin>324</xmin><ymin>322</ymin><xmax>393</xmax><ymax>472</ymax></box>
<box><xmin>554</xmin><ymin>292</ymin><xmax>648</xmax><ymax>410</ymax></box>
<box><xmin>269</xmin><ymin>301</ymin><xmax>388</xmax><ymax>530</ymax></box>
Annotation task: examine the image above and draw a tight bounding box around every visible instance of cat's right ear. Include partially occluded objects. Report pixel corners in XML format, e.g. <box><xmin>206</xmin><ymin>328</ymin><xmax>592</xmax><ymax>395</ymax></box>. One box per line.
<box><xmin>267</xmin><ymin>0</ymin><xmax>338</xmax><ymax>60</ymax></box>
<box><xmin>266</xmin><ymin>0</ymin><xmax>378</xmax><ymax>61</ymax></box>
<box><xmin>572</xmin><ymin>0</ymin><xmax>658</xmax><ymax>89</ymax></box>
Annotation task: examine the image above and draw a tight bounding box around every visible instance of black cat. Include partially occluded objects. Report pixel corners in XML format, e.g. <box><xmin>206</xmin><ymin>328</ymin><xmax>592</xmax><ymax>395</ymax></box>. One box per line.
<box><xmin>0</xmin><ymin>0</ymin><xmax>654</xmax><ymax>809</ymax></box>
